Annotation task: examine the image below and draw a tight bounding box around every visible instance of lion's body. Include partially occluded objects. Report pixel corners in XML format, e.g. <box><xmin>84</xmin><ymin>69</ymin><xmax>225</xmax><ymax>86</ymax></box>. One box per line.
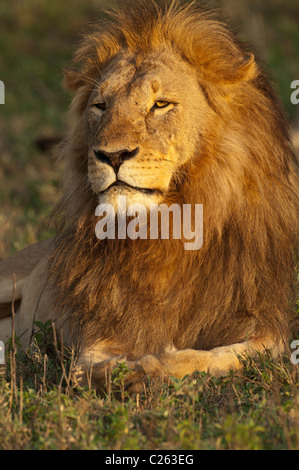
<box><xmin>0</xmin><ymin>1</ymin><xmax>298</xmax><ymax>391</ymax></box>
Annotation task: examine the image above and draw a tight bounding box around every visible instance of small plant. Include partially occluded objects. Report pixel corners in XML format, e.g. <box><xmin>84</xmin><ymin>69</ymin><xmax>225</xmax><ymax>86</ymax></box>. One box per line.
<box><xmin>111</xmin><ymin>362</ymin><xmax>134</xmax><ymax>402</ymax></box>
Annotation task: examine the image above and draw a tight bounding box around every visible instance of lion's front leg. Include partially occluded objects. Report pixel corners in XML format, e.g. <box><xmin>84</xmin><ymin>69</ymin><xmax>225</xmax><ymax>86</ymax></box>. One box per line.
<box><xmin>124</xmin><ymin>336</ymin><xmax>284</xmax><ymax>391</ymax></box>
<box><xmin>76</xmin><ymin>348</ymin><xmax>235</xmax><ymax>393</ymax></box>
<box><xmin>75</xmin><ymin>335</ymin><xmax>284</xmax><ymax>393</ymax></box>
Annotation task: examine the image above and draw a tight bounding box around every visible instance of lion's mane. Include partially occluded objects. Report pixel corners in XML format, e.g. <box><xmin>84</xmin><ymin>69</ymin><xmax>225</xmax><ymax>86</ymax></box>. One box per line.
<box><xmin>51</xmin><ymin>1</ymin><xmax>299</xmax><ymax>357</ymax></box>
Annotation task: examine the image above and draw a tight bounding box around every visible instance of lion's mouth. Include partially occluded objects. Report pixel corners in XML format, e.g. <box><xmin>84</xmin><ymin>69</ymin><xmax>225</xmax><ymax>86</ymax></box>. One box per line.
<box><xmin>99</xmin><ymin>180</ymin><xmax>162</xmax><ymax>195</ymax></box>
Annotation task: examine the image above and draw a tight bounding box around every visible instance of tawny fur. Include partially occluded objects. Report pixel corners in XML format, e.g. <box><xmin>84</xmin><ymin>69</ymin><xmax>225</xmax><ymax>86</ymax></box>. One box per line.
<box><xmin>0</xmin><ymin>0</ymin><xmax>298</xmax><ymax>391</ymax></box>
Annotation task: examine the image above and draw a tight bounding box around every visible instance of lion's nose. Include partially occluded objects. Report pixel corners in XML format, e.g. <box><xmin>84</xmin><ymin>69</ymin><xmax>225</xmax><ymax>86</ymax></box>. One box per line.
<box><xmin>94</xmin><ymin>147</ymin><xmax>140</xmax><ymax>174</ymax></box>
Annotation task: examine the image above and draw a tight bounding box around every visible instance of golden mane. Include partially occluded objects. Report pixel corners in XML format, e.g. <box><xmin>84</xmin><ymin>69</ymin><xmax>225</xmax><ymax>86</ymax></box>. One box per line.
<box><xmin>50</xmin><ymin>0</ymin><xmax>299</xmax><ymax>358</ymax></box>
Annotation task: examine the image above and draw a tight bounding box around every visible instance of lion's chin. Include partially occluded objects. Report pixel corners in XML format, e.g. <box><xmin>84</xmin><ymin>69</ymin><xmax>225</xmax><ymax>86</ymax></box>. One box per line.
<box><xmin>97</xmin><ymin>184</ymin><xmax>163</xmax><ymax>213</ymax></box>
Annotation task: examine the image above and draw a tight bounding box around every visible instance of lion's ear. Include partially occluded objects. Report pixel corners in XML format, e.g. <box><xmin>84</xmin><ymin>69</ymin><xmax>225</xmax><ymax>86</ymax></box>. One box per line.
<box><xmin>227</xmin><ymin>52</ymin><xmax>257</xmax><ymax>84</ymax></box>
<box><xmin>202</xmin><ymin>52</ymin><xmax>257</xmax><ymax>86</ymax></box>
<box><xmin>235</xmin><ymin>53</ymin><xmax>256</xmax><ymax>81</ymax></box>
<box><xmin>63</xmin><ymin>69</ymin><xmax>86</xmax><ymax>92</ymax></box>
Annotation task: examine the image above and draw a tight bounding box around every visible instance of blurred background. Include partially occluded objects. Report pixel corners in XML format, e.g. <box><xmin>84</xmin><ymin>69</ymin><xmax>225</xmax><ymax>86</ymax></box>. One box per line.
<box><xmin>0</xmin><ymin>0</ymin><xmax>298</xmax><ymax>257</ymax></box>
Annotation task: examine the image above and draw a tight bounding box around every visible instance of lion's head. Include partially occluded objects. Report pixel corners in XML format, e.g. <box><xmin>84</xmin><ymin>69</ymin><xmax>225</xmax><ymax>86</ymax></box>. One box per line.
<box><xmin>86</xmin><ymin>48</ymin><xmax>212</xmax><ymax>211</ymax></box>
<box><xmin>52</xmin><ymin>1</ymin><xmax>298</xmax><ymax>355</ymax></box>
<box><xmin>62</xmin><ymin>0</ymin><xmax>260</xmax><ymax>216</ymax></box>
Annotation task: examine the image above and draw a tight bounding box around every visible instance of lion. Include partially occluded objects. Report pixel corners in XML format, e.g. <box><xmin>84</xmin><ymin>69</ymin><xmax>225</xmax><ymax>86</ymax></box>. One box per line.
<box><xmin>0</xmin><ymin>0</ymin><xmax>298</xmax><ymax>392</ymax></box>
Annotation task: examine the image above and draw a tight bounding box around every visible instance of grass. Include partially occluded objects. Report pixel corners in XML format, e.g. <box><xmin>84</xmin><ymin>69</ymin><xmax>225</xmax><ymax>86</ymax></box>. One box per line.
<box><xmin>1</xmin><ymin>323</ymin><xmax>299</xmax><ymax>450</ymax></box>
<box><xmin>0</xmin><ymin>0</ymin><xmax>298</xmax><ymax>450</ymax></box>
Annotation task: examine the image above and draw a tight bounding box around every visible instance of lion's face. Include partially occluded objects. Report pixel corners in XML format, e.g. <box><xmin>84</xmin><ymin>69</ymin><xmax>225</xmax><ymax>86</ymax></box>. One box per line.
<box><xmin>86</xmin><ymin>48</ymin><xmax>212</xmax><ymax>210</ymax></box>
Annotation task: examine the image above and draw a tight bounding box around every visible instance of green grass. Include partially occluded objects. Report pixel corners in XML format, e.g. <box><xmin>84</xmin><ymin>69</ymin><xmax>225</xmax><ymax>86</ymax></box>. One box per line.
<box><xmin>0</xmin><ymin>0</ymin><xmax>298</xmax><ymax>450</ymax></box>
<box><xmin>1</xmin><ymin>323</ymin><xmax>299</xmax><ymax>450</ymax></box>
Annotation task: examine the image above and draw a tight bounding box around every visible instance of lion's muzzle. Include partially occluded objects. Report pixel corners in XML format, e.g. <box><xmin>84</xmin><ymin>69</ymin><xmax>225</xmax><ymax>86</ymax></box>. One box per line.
<box><xmin>94</xmin><ymin>147</ymin><xmax>140</xmax><ymax>175</ymax></box>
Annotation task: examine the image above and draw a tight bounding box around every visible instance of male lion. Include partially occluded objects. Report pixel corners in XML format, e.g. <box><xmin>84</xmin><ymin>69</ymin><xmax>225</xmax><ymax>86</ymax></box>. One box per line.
<box><xmin>0</xmin><ymin>1</ymin><xmax>298</xmax><ymax>392</ymax></box>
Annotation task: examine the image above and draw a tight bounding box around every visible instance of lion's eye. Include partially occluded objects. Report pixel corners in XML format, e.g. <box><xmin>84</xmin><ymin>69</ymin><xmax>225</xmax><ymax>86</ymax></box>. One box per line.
<box><xmin>93</xmin><ymin>102</ymin><xmax>106</xmax><ymax>111</ymax></box>
<box><xmin>154</xmin><ymin>100</ymin><xmax>170</xmax><ymax>109</ymax></box>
